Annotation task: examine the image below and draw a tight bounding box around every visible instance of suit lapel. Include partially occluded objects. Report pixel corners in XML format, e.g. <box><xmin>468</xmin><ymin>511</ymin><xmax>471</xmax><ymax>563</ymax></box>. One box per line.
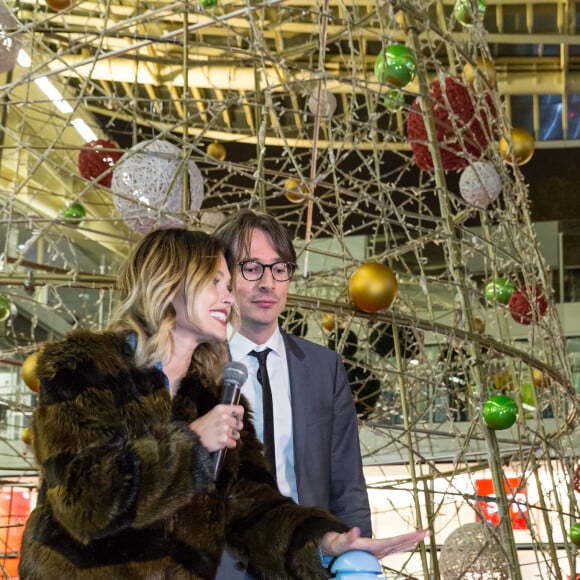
<box><xmin>282</xmin><ymin>331</ymin><xmax>309</xmax><ymax>499</ymax></box>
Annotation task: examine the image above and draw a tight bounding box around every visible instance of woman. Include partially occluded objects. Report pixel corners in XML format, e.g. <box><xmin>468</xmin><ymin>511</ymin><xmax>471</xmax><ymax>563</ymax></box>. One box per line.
<box><xmin>19</xmin><ymin>228</ymin><xmax>428</xmax><ymax>579</ymax></box>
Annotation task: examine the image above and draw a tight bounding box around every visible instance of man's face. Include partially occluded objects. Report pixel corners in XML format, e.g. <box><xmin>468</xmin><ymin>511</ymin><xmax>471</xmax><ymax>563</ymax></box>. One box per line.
<box><xmin>234</xmin><ymin>228</ymin><xmax>290</xmax><ymax>342</ymax></box>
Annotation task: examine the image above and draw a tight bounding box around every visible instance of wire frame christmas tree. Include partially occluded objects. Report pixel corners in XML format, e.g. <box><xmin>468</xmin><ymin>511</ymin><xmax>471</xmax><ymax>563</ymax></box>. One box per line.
<box><xmin>0</xmin><ymin>0</ymin><xmax>578</xmax><ymax>577</ymax></box>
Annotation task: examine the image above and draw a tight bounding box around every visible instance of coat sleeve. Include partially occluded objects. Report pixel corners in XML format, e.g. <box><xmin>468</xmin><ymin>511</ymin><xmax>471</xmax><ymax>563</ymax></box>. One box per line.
<box><xmin>32</xmin><ymin>331</ymin><xmax>214</xmax><ymax>545</ymax></box>
<box><xmin>328</xmin><ymin>354</ymin><xmax>373</xmax><ymax>537</ymax></box>
<box><xmin>219</xmin><ymin>415</ymin><xmax>349</xmax><ymax>579</ymax></box>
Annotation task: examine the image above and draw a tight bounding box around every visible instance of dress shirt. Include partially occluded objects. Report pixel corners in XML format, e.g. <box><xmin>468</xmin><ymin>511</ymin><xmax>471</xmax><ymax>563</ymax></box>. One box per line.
<box><xmin>229</xmin><ymin>327</ymin><xmax>298</xmax><ymax>501</ymax></box>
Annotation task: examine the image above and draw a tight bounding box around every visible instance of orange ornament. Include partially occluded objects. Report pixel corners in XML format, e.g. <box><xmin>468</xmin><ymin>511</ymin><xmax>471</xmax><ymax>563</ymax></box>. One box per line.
<box><xmin>348</xmin><ymin>262</ymin><xmax>398</xmax><ymax>313</ymax></box>
<box><xmin>284</xmin><ymin>178</ymin><xmax>308</xmax><ymax>204</ymax></box>
<box><xmin>207</xmin><ymin>142</ymin><xmax>226</xmax><ymax>161</ymax></box>
<box><xmin>45</xmin><ymin>0</ymin><xmax>74</xmax><ymax>10</ymax></box>
<box><xmin>499</xmin><ymin>128</ymin><xmax>535</xmax><ymax>166</ymax></box>
<box><xmin>21</xmin><ymin>351</ymin><xmax>40</xmax><ymax>393</ymax></box>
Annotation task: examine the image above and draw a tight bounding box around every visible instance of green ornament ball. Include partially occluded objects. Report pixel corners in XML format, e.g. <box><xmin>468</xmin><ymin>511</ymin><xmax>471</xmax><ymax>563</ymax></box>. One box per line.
<box><xmin>454</xmin><ymin>0</ymin><xmax>487</xmax><ymax>27</ymax></box>
<box><xmin>200</xmin><ymin>0</ymin><xmax>218</xmax><ymax>8</ymax></box>
<box><xmin>62</xmin><ymin>202</ymin><xmax>87</xmax><ymax>225</ymax></box>
<box><xmin>374</xmin><ymin>44</ymin><xmax>417</xmax><ymax>89</ymax></box>
<box><xmin>570</xmin><ymin>523</ymin><xmax>580</xmax><ymax>546</ymax></box>
<box><xmin>0</xmin><ymin>295</ymin><xmax>11</xmax><ymax>322</ymax></box>
<box><xmin>482</xmin><ymin>394</ymin><xmax>518</xmax><ymax>430</ymax></box>
<box><xmin>384</xmin><ymin>89</ymin><xmax>405</xmax><ymax>113</ymax></box>
<box><xmin>485</xmin><ymin>277</ymin><xmax>515</xmax><ymax>305</ymax></box>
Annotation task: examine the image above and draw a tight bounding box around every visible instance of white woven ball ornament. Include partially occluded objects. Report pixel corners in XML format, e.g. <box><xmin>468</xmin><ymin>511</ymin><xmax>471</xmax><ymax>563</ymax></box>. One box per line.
<box><xmin>307</xmin><ymin>89</ymin><xmax>337</xmax><ymax>118</ymax></box>
<box><xmin>459</xmin><ymin>161</ymin><xmax>502</xmax><ymax>209</ymax></box>
<box><xmin>111</xmin><ymin>139</ymin><xmax>204</xmax><ymax>234</ymax></box>
<box><xmin>0</xmin><ymin>1</ymin><xmax>21</xmax><ymax>74</ymax></box>
<box><xmin>200</xmin><ymin>210</ymin><xmax>225</xmax><ymax>230</ymax></box>
<box><xmin>439</xmin><ymin>522</ymin><xmax>509</xmax><ymax>580</ymax></box>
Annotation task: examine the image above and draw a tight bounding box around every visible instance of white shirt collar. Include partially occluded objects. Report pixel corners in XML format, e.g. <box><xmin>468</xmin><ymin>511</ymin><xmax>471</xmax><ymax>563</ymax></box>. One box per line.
<box><xmin>230</xmin><ymin>326</ymin><xmax>283</xmax><ymax>359</ymax></box>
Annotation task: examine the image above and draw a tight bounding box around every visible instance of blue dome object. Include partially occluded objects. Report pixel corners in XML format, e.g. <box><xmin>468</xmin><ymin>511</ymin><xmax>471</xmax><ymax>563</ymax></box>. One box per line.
<box><xmin>330</xmin><ymin>550</ymin><xmax>383</xmax><ymax>578</ymax></box>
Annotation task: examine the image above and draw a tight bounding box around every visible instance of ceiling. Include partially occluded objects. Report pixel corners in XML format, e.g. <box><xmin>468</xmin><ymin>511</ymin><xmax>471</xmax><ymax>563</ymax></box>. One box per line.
<box><xmin>0</xmin><ymin>0</ymin><xmax>579</xmax><ymax>354</ymax></box>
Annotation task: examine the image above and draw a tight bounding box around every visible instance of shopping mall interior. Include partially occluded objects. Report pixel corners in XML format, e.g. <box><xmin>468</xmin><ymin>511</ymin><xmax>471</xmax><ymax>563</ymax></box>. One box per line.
<box><xmin>0</xmin><ymin>0</ymin><xmax>579</xmax><ymax>578</ymax></box>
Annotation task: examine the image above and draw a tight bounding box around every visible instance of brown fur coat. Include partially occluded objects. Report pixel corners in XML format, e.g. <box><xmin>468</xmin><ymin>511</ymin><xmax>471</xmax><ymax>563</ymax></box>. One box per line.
<box><xmin>19</xmin><ymin>330</ymin><xmax>348</xmax><ymax>579</ymax></box>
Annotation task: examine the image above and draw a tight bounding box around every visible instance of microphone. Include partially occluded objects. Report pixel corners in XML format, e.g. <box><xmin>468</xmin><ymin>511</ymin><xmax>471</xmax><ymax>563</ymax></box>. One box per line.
<box><xmin>212</xmin><ymin>361</ymin><xmax>249</xmax><ymax>480</ymax></box>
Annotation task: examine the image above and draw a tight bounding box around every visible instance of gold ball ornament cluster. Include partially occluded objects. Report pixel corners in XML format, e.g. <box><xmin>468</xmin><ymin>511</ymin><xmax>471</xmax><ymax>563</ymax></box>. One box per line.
<box><xmin>348</xmin><ymin>262</ymin><xmax>398</xmax><ymax>313</ymax></box>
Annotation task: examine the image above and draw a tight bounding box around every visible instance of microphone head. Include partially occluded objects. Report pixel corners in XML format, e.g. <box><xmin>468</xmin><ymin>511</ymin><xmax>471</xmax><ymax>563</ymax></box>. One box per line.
<box><xmin>222</xmin><ymin>361</ymin><xmax>249</xmax><ymax>386</ymax></box>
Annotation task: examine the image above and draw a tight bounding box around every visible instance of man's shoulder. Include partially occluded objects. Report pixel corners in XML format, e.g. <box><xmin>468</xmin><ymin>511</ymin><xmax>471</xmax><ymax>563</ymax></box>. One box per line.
<box><xmin>282</xmin><ymin>331</ymin><xmax>340</xmax><ymax>360</ymax></box>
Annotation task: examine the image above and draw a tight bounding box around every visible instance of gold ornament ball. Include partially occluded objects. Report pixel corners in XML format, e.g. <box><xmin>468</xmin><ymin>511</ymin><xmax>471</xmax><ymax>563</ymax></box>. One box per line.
<box><xmin>21</xmin><ymin>351</ymin><xmax>40</xmax><ymax>393</ymax></box>
<box><xmin>207</xmin><ymin>142</ymin><xmax>226</xmax><ymax>161</ymax></box>
<box><xmin>499</xmin><ymin>128</ymin><xmax>535</xmax><ymax>166</ymax></box>
<box><xmin>463</xmin><ymin>56</ymin><xmax>497</xmax><ymax>89</ymax></box>
<box><xmin>321</xmin><ymin>313</ymin><xmax>336</xmax><ymax>332</ymax></box>
<box><xmin>321</xmin><ymin>313</ymin><xmax>345</xmax><ymax>332</ymax></box>
<box><xmin>493</xmin><ymin>369</ymin><xmax>514</xmax><ymax>391</ymax></box>
<box><xmin>21</xmin><ymin>426</ymin><xmax>33</xmax><ymax>446</ymax></box>
<box><xmin>532</xmin><ymin>367</ymin><xmax>549</xmax><ymax>388</ymax></box>
<box><xmin>473</xmin><ymin>316</ymin><xmax>486</xmax><ymax>334</ymax></box>
<box><xmin>284</xmin><ymin>178</ymin><xmax>308</xmax><ymax>204</ymax></box>
<box><xmin>348</xmin><ymin>262</ymin><xmax>398</xmax><ymax>313</ymax></box>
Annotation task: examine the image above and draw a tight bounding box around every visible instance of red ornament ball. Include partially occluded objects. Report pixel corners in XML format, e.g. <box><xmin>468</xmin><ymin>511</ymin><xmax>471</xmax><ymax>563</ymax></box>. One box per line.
<box><xmin>574</xmin><ymin>464</ymin><xmax>580</xmax><ymax>494</ymax></box>
<box><xmin>508</xmin><ymin>286</ymin><xmax>548</xmax><ymax>325</ymax></box>
<box><xmin>46</xmin><ymin>0</ymin><xmax>74</xmax><ymax>10</ymax></box>
<box><xmin>406</xmin><ymin>76</ymin><xmax>495</xmax><ymax>172</ymax></box>
<box><xmin>78</xmin><ymin>140</ymin><xmax>123</xmax><ymax>188</ymax></box>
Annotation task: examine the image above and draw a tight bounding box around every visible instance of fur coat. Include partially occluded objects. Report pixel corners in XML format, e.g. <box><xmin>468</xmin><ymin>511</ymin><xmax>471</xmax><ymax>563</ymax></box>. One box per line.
<box><xmin>19</xmin><ymin>330</ymin><xmax>348</xmax><ymax>579</ymax></box>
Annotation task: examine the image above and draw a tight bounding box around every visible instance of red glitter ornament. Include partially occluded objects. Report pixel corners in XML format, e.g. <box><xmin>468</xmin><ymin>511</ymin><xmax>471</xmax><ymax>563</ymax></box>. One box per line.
<box><xmin>574</xmin><ymin>464</ymin><xmax>580</xmax><ymax>494</ymax></box>
<box><xmin>508</xmin><ymin>285</ymin><xmax>548</xmax><ymax>325</ymax></box>
<box><xmin>78</xmin><ymin>140</ymin><xmax>123</xmax><ymax>188</ymax></box>
<box><xmin>406</xmin><ymin>76</ymin><xmax>495</xmax><ymax>172</ymax></box>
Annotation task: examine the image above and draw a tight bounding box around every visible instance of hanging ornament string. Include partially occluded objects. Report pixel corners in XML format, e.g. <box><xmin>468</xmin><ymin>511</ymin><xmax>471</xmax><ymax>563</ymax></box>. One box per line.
<box><xmin>303</xmin><ymin>0</ymin><xmax>330</xmax><ymax>278</ymax></box>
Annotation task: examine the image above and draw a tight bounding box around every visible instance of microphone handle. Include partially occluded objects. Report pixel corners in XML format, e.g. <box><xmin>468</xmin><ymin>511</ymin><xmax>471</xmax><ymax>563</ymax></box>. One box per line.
<box><xmin>212</xmin><ymin>383</ymin><xmax>242</xmax><ymax>480</ymax></box>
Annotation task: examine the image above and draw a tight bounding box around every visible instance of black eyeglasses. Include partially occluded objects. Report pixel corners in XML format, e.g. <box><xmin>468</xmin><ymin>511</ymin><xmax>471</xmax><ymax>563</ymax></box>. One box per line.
<box><xmin>239</xmin><ymin>260</ymin><xmax>296</xmax><ymax>282</ymax></box>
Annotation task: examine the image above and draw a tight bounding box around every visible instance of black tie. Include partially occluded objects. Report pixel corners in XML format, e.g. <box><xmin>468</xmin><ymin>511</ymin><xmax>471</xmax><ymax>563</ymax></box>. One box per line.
<box><xmin>249</xmin><ymin>348</ymin><xmax>276</xmax><ymax>475</ymax></box>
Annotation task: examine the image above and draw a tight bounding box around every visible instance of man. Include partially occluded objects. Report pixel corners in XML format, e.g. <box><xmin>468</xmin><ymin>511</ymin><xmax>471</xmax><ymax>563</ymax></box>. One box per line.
<box><xmin>214</xmin><ymin>209</ymin><xmax>372</xmax><ymax>579</ymax></box>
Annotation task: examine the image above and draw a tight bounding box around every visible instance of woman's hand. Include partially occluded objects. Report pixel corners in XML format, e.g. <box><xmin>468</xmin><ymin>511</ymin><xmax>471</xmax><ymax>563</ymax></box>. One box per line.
<box><xmin>189</xmin><ymin>404</ymin><xmax>245</xmax><ymax>452</ymax></box>
<box><xmin>320</xmin><ymin>527</ymin><xmax>430</xmax><ymax>561</ymax></box>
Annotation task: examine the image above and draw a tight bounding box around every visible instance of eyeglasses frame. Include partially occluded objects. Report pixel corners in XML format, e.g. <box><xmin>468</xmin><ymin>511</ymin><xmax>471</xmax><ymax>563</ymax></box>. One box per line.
<box><xmin>238</xmin><ymin>260</ymin><xmax>297</xmax><ymax>282</ymax></box>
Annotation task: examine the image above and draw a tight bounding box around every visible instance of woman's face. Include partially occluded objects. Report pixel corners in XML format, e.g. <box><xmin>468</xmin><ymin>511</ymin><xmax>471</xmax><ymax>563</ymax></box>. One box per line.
<box><xmin>173</xmin><ymin>255</ymin><xmax>235</xmax><ymax>344</ymax></box>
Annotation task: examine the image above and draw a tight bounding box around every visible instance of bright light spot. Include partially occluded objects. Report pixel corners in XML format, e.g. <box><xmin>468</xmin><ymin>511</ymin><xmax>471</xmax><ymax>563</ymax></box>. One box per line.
<box><xmin>17</xmin><ymin>49</ymin><xmax>31</xmax><ymax>67</ymax></box>
<box><xmin>71</xmin><ymin>118</ymin><xmax>98</xmax><ymax>142</ymax></box>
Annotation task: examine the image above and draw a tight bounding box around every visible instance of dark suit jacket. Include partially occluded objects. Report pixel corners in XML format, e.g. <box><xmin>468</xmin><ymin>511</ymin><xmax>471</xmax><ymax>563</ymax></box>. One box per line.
<box><xmin>216</xmin><ymin>330</ymin><xmax>372</xmax><ymax>579</ymax></box>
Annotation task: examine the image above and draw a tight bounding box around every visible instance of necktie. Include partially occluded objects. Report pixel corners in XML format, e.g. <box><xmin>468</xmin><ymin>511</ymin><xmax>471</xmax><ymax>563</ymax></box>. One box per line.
<box><xmin>249</xmin><ymin>348</ymin><xmax>276</xmax><ymax>475</ymax></box>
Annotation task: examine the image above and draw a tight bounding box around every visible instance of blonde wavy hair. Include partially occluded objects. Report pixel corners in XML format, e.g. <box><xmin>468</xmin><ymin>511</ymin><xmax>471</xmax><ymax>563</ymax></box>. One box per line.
<box><xmin>107</xmin><ymin>228</ymin><xmax>239</xmax><ymax>386</ymax></box>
